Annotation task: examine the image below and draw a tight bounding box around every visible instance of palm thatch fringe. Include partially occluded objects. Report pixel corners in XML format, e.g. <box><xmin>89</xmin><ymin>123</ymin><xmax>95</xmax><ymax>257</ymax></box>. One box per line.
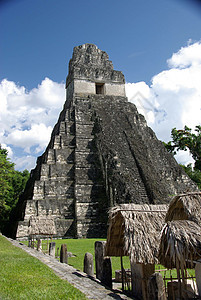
<box><xmin>105</xmin><ymin>204</ymin><xmax>168</xmax><ymax>264</ymax></box>
<box><xmin>28</xmin><ymin>216</ymin><xmax>56</xmax><ymax>236</ymax></box>
<box><xmin>165</xmin><ymin>192</ymin><xmax>201</xmax><ymax>226</ymax></box>
<box><xmin>158</xmin><ymin>220</ymin><xmax>201</xmax><ymax>269</ymax></box>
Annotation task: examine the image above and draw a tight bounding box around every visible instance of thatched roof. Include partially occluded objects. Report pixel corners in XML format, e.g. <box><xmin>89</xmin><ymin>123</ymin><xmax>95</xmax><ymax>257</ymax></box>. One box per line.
<box><xmin>165</xmin><ymin>191</ymin><xmax>201</xmax><ymax>226</ymax></box>
<box><xmin>28</xmin><ymin>216</ymin><xmax>56</xmax><ymax>235</ymax></box>
<box><xmin>158</xmin><ymin>220</ymin><xmax>201</xmax><ymax>269</ymax></box>
<box><xmin>105</xmin><ymin>204</ymin><xmax>168</xmax><ymax>264</ymax></box>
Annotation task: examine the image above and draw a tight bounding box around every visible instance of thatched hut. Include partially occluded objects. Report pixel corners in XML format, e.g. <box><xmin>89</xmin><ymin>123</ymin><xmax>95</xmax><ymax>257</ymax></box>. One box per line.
<box><xmin>159</xmin><ymin>220</ymin><xmax>201</xmax><ymax>270</ymax></box>
<box><xmin>158</xmin><ymin>192</ymin><xmax>201</xmax><ymax>299</ymax></box>
<box><xmin>165</xmin><ymin>191</ymin><xmax>201</xmax><ymax>225</ymax></box>
<box><xmin>160</xmin><ymin>192</ymin><xmax>201</xmax><ymax>269</ymax></box>
<box><xmin>105</xmin><ymin>203</ymin><xmax>168</xmax><ymax>299</ymax></box>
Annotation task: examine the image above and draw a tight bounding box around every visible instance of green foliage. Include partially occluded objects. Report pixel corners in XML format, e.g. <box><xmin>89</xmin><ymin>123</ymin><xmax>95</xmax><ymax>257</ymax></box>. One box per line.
<box><xmin>181</xmin><ymin>164</ymin><xmax>201</xmax><ymax>189</ymax></box>
<box><xmin>0</xmin><ymin>235</ymin><xmax>86</xmax><ymax>299</ymax></box>
<box><xmin>0</xmin><ymin>146</ymin><xmax>30</xmax><ymax>231</ymax></box>
<box><xmin>165</xmin><ymin>125</ymin><xmax>201</xmax><ymax>171</ymax></box>
<box><xmin>0</xmin><ymin>147</ymin><xmax>14</xmax><ymax>208</ymax></box>
<box><xmin>164</xmin><ymin>125</ymin><xmax>201</xmax><ymax>189</ymax></box>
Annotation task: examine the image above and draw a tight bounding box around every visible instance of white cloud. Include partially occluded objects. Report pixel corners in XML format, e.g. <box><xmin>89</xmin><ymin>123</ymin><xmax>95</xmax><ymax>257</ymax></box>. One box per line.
<box><xmin>14</xmin><ymin>155</ymin><xmax>36</xmax><ymax>172</ymax></box>
<box><xmin>125</xmin><ymin>82</ymin><xmax>160</xmax><ymax>124</ymax></box>
<box><xmin>0</xmin><ymin>78</ymin><xmax>65</xmax><ymax>170</ymax></box>
<box><xmin>167</xmin><ymin>40</ymin><xmax>201</xmax><ymax>68</ymax></box>
<box><xmin>175</xmin><ymin>150</ymin><xmax>194</xmax><ymax>167</ymax></box>
<box><xmin>126</xmin><ymin>40</ymin><xmax>201</xmax><ymax>166</ymax></box>
<box><xmin>5</xmin><ymin>123</ymin><xmax>53</xmax><ymax>153</ymax></box>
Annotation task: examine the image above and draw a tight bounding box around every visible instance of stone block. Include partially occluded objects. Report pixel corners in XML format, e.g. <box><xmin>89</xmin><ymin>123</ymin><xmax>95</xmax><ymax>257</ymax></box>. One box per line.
<box><xmin>101</xmin><ymin>257</ymin><xmax>112</xmax><ymax>289</ymax></box>
<box><xmin>75</xmin><ymin>152</ymin><xmax>97</xmax><ymax>167</ymax></box>
<box><xmin>49</xmin><ymin>242</ymin><xmax>56</xmax><ymax>257</ymax></box>
<box><xmin>54</xmin><ymin>136</ymin><xmax>61</xmax><ymax>149</ymax></box>
<box><xmin>76</xmin><ymin>124</ymin><xmax>94</xmax><ymax>137</ymax></box>
<box><xmin>59</xmin><ymin>121</ymin><xmax>66</xmax><ymax>134</ymax></box>
<box><xmin>40</xmin><ymin>164</ymin><xmax>49</xmax><ymax>180</ymax></box>
<box><xmin>75</xmin><ymin>138</ymin><xmax>93</xmax><ymax>152</ymax></box>
<box><xmin>76</xmin><ymin>203</ymin><xmax>98</xmax><ymax>218</ymax></box>
<box><xmin>47</xmin><ymin>149</ymin><xmax>55</xmax><ymax>164</ymax></box>
<box><xmin>95</xmin><ymin>241</ymin><xmax>106</xmax><ymax>280</ymax></box>
<box><xmin>83</xmin><ymin>252</ymin><xmax>94</xmax><ymax>276</ymax></box>
<box><xmin>54</xmin><ymin>218</ymin><xmax>75</xmax><ymax>237</ymax></box>
<box><xmin>60</xmin><ymin>244</ymin><xmax>68</xmax><ymax>264</ymax></box>
<box><xmin>105</xmin><ymin>82</ymin><xmax>125</xmax><ymax>97</ymax></box>
<box><xmin>147</xmin><ymin>272</ymin><xmax>166</xmax><ymax>300</ymax></box>
<box><xmin>131</xmin><ymin>262</ymin><xmax>155</xmax><ymax>300</ymax></box>
<box><xmin>33</xmin><ymin>181</ymin><xmax>45</xmax><ymax>200</ymax></box>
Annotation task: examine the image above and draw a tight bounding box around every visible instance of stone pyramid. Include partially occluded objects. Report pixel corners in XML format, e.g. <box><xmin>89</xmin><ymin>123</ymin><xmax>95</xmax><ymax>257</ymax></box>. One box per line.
<box><xmin>11</xmin><ymin>44</ymin><xmax>197</xmax><ymax>239</ymax></box>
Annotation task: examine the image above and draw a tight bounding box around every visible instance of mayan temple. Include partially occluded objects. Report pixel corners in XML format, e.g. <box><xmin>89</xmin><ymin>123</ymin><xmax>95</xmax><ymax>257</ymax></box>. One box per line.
<box><xmin>10</xmin><ymin>44</ymin><xmax>197</xmax><ymax>239</ymax></box>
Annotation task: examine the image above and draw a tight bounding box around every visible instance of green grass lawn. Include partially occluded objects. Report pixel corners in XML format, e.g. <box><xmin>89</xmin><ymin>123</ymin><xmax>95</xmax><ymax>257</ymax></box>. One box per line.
<box><xmin>154</xmin><ymin>264</ymin><xmax>196</xmax><ymax>290</ymax></box>
<box><xmin>35</xmin><ymin>238</ymin><xmax>131</xmax><ymax>277</ymax></box>
<box><xmin>0</xmin><ymin>235</ymin><xmax>87</xmax><ymax>300</ymax></box>
<box><xmin>24</xmin><ymin>238</ymin><xmax>196</xmax><ymax>281</ymax></box>
<box><xmin>20</xmin><ymin>237</ymin><xmax>196</xmax><ymax>289</ymax></box>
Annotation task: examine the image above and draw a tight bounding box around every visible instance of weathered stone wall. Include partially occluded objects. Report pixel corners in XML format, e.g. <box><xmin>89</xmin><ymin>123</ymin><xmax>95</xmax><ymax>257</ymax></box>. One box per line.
<box><xmin>105</xmin><ymin>82</ymin><xmax>125</xmax><ymax>96</ymax></box>
<box><xmin>67</xmin><ymin>80</ymin><xmax>125</xmax><ymax>97</ymax></box>
<box><xmin>74</xmin><ymin>96</ymin><xmax>108</xmax><ymax>238</ymax></box>
<box><xmin>90</xmin><ymin>95</ymin><xmax>196</xmax><ymax>205</ymax></box>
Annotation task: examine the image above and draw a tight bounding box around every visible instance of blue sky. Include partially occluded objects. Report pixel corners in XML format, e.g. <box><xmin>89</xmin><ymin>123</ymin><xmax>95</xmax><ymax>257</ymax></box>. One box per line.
<box><xmin>0</xmin><ymin>0</ymin><xmax>201</xmax><ymax>170</ymax></box>
<box><xmin>1</xmin><ymin>0</ymin><xmax>201</xmax><ymax>88</ymax></box>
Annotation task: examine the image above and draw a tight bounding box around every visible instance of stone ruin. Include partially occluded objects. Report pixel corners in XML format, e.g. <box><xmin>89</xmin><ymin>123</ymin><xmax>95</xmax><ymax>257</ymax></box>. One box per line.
<box><xmin>9</xmin><ymin>43</ymin><xmax>197</xmax><ymax>239</ymax></box>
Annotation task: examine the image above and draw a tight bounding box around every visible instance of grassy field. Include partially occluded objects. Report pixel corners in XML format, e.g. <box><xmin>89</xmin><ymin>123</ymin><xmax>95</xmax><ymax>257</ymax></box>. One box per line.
<box><xmin>0</xmin><ymin>235</ymin><xmax>196</xmax><ymax>299</ymax></box>
<box><xmin>25</xmin><ymin>238</ymin><xmax>131</xmax><ymax>277</ymax></box>
<box><xmin>24</xmin><ymin>238</ymin><xmax>196</xmax><ymax>281</ymax></box>
<box><xmin>0</xmin><ymin>235</ymin><xmax>87</xmax><ymax>300</ymax></box>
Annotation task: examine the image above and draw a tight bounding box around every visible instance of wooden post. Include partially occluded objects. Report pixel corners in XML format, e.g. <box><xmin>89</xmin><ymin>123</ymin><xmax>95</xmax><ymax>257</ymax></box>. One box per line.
<box><xmin>37</xmin><ymin>238</ymin><xmax>42</xmax><ymax>251</ymax></box>
<box><xmin>31</xmin><ymin>235</ymin><xmax>35</xmax><ymax>248</ymax></box>
<box><xmin>176</xmin><ymin>259</ymin><xmax>182</xmax><ymax>299</ymax></box>
<box><xmin>195</xmin><ymin>260</ymin><xmax>201</xmax><ymax>298</ymax></box>
<box><xmin>47</xmin><ymin>236</ymin><xmax>48</xmax><ymax>253</ymax></box>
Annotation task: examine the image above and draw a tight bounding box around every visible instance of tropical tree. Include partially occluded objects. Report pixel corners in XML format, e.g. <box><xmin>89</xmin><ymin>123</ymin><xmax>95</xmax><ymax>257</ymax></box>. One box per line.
<box><xmin>165</xmin><ymin>125</ymin><xmax>201</xmax><ymax>171</ymax></box>
<box><xmin>0</xmin><ymin>146</ymin><xmax>29</xmax><ymax>231</ymax></box>
<box><xmin>164</xmin><ymin>125</ymin><xmax>201</xmax><ymax>189</ymax></box>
